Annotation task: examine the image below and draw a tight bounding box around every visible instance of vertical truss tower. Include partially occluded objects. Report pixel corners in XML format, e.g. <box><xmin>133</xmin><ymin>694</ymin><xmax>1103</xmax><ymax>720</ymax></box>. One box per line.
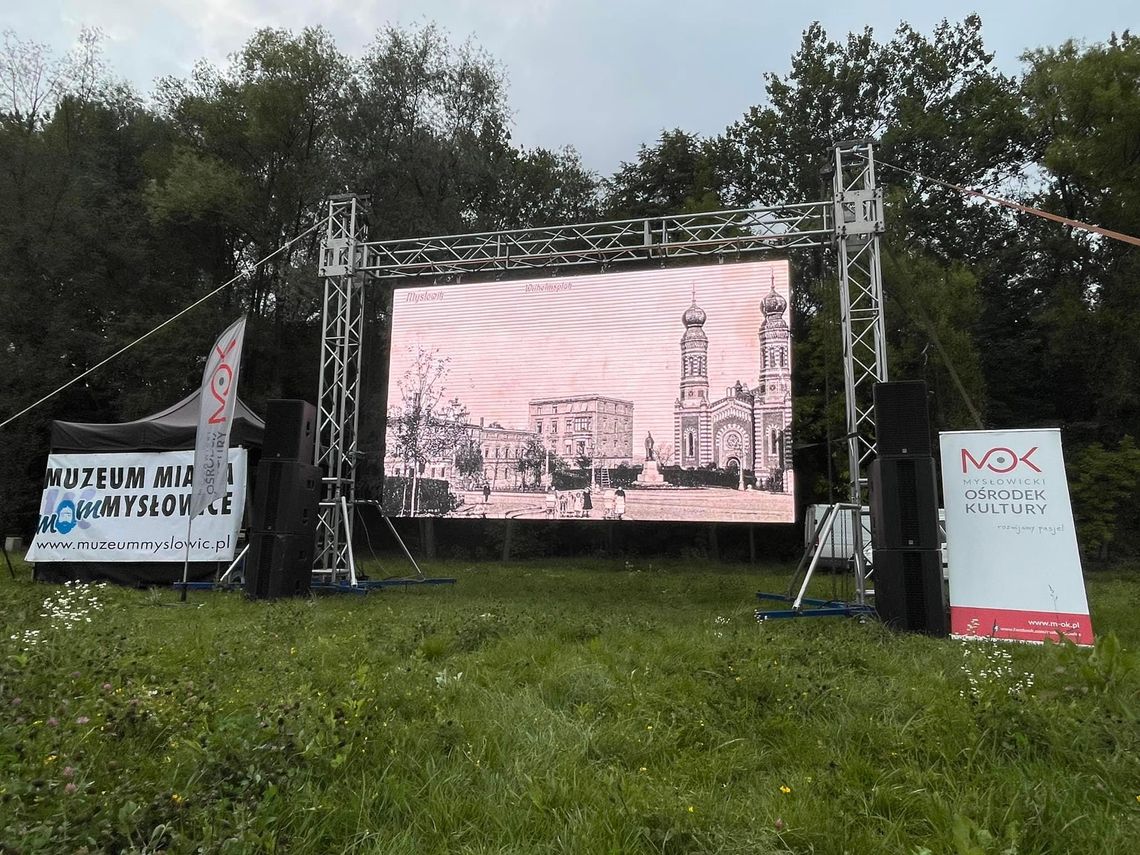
<box><xmin>315</xmin><ymin>194</ymin><xmax>367</xmax><ymax>582</ymax></box>
<box><xmin>314</xmin><ymin>143</ymin><xmax>888</xmax><ymax>595</ymax></box>
<box><xmin>831</xmin><ymin>141</ymin><xmax>888</xmax><ymax>599</ymax></box>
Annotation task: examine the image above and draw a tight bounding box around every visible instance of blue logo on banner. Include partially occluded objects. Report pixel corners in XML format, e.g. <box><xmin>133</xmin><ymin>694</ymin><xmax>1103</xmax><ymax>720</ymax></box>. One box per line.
<box><xmin>54</xmin><ymin>499</ymin><xmax>78</xmax><ymax>535</ymax></box>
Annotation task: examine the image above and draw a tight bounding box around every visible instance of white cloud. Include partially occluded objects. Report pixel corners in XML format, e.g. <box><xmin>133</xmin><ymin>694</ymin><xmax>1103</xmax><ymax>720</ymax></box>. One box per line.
<box><xmin>3</xmin><ymin>0</ymin><xmax>1136</xmax><ymax>174</ymax></box>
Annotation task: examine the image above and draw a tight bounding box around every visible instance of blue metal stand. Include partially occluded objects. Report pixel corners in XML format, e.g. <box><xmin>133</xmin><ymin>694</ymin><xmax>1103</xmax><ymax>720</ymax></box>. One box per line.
<box><xmin>362</xmin><ymin>577</ymin><xmax>457</xmax><ymax>589</ymax></box>
<box><xmin>306</xmin><ymin>577</ymin><xmax>459</xmax><ymax>595</ymax></box>
<box><xmin>310</xmin><ymin>582</ymin><xmax>370</xmax><ymax>595</ymax></box>
<box><xmin>755</xmin><ymin>591</ymin><xmax>876</xmax><ymax>621</ymax></box>
<box><xmin>176</xmin><ymin>577</ymin><xmax>458</xmax><ymax>596</ymax></box>
<box><xmin>321</xmin><ymin>577</ymin><xmax>458</xmax><ymax>592</ymax></box>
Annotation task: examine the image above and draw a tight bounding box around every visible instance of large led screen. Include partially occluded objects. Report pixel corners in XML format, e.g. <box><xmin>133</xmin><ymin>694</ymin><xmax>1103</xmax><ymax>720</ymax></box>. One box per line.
<box><xmin>383</xmin><ymin>259</ymin><xmax>794</xmax><ymax>523</ymax></box>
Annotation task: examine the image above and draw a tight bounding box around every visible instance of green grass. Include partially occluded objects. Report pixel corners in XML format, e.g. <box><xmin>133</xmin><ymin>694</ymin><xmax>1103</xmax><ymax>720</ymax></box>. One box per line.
<box><xmin>1</xmin><ymin>557</ymin><xmax>1138</xmax><ymax>854</ymax></box>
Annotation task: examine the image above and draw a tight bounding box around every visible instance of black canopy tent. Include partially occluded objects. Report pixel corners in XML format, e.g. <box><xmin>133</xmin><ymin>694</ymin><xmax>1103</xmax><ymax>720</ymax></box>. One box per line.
<box><xmin>51</xmin><ymin>390</ymin><xmax>265</xmax><ymax>452</ymax></box>
<box><xmin>34</xmin><ymin>391</ymin><xmax>264</xmax><ymax>586</ymax></box>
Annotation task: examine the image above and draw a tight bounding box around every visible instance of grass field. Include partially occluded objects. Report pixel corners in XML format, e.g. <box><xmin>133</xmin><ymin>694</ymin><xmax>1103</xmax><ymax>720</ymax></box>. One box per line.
<box><xmin>1</xmin><ymin>557</ymin><xmax>1138</xmax><ymax>854</ymax></box>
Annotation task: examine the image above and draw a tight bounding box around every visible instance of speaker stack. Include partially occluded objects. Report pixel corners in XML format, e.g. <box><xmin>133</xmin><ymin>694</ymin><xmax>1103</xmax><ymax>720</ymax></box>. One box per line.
<box><xmin>245</xmin><ymin>400</ymin><xmax>320</xmax><ymax>599</ymax></box>
<box><xmin>869</xmin><ymin>381</ymin><xmax>948</xmax><ymax>635</ymax></box>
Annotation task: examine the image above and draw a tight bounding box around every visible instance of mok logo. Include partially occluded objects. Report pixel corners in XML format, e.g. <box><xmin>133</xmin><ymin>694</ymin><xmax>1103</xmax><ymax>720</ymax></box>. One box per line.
<box><xmin>207</xmin><ymin>333</ymin><xmax>240</xmax><ymax>425</ymax></box>
<box><xmin>960</xmin><ymin>446</ymin><xmax>1041</xmax><ymax>474</ymax></box>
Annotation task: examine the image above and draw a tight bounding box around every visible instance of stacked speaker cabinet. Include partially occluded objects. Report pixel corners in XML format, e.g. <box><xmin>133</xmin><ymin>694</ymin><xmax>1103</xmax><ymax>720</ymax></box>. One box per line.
<box><xmin>246</xmin><ymin>400</ymin><xmax>320</xmax><ymax>599</ymax></box>
<box><xmin>868</xmin><ymin>456</ymin><xmax>940</xmax><ymax>549</ymax></box>
<box><xmin>261</xmin><ymin>398</ymin><xmax>317</xmax><ymax>461</ymax></box>
<box><xmin>870</xmin><ymin>381</ymin><xmax>948</xmax><ymax>635</ymax></box>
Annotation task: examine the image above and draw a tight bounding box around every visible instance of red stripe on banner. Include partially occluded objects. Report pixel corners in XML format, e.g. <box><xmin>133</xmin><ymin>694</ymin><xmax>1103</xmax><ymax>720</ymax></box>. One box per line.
<box><xmin>951</xmin><ymin>606</ymin><xmax>1093</xmax><ymax>646</ymax></box>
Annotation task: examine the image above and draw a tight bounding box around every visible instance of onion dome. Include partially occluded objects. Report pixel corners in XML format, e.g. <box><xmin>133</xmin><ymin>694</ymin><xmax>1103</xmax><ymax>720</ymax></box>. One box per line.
<box><xmin>682</xmin><ymin>298</ymin><xmax>706</xmax><ymax>327</ymax></box>
<box><xmin>761</xmin><ymin>284</ymin><xmax>787</xmax><ymax>317</ymax></box>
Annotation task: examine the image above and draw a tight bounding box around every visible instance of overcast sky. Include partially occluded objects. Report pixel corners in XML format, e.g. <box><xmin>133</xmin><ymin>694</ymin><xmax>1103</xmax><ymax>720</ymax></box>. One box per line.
<box><xmin>2</xmin><ymin>1</ymin><xmax>1133</xmax><ymax>174</ymax></box>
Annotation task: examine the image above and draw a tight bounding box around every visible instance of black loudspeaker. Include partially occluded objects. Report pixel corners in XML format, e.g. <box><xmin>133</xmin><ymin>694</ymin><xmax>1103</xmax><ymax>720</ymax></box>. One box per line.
<box><xmin>245</xmin><ymin>532</ymin><xmax>313</xmax><ymax>599</ymax></box>
<box><xmin>250</xmin><ymin>461</ymin><xmax>320</xmax><ymax>534</ymax></box>
<box><xmin>263</xmin><ymin>399</ymin><xmax>317</xmax><ymax>462</ymax></box>
<box><xmin>874</xmin><ymin>381</ymin><xmax>931</xmax><ymax>457</ymax></box>
<box><xmin>869</xmin><ymin>456</ymin><xmax>940</xmax><ymax>549</ymax></box>
<box><xmin>872</xmin><ymin>548</ymin><xmax>948</xmax><ymax>636</ymax></box>
<box><xmin>245</xmin><ymin>457</ymin><xmax>320</xmax><ymax>599</ymax></box>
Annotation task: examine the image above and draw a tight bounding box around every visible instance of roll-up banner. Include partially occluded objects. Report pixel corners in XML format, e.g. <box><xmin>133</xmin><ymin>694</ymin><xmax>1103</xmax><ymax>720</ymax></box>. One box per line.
<box><xmin>190</xmin><ymin>315</ymin><xmax>247</xmax><ymax>520</ymax></box>
<box><xmin>26</xmin><ymin>449</ymin><xmax>247</xmax><ymax>563</ymax></box>
<box><xmin>939</xmin><ymin>428</ymin><xmax>1092</xmax><ymax>645</ymax></box>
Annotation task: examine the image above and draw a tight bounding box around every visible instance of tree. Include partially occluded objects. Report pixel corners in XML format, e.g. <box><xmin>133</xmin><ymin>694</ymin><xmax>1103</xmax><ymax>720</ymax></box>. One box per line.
<box><xmin>711</xmin><ymin>17</ymin><xmax>1020</xmax><ymax>501</ymax></box>
<box><xmin>150</xmin><ymin>27</ymin><xmax>351</xmax><ymax>401</ymax></box>
<box><xmin>386</xmin><ymin>347</ymin><xmax>469</xmax><ymax>514</ymax></box>
<box><xmin>516</xmin><ymin>437</ymin><xmax>551</xmax><ymax>490</ymax></box>
<box><xmin>490</xmin><ymin>146</ymin><xmax>600</xmax><ymax>229</ymax></box>
<box><xmin>1018</xmin><ymin>33</ymin><xmax>1140</xmax><ymax>442</ymax></box>
<box><xmin>880</xmin><ymin>243</ymin><xmax>986</xmax><ymax>430</ymax></box>
<box><xmin>725</xmin><ymin>23</ymin><xmax>892</xmax><ymax>208</ymax></box>
<box><xmin>1</xmin><ymin>26</ymin><xmax>108</xmax><ymax>130</ymax></box>
<box><xmin>0</xmin><ymin>30</ymin><xmax>185</xmax><ymax>534</ymax></box>
<box><xmin>605</xmin><ymin>129</ymin><xmax>731</xmax><ymax>218</ymax></box>
<box><xmin>454</xmin><ymin>437</ymin><xmax>484</xmax><ymax>488</ymax></box>
<box><xmin>343</xmin><ymin>23</ymin><xmax>513</xmax><ymax>239</ymax></box>
<box><xmin>724</xmin><ymin>16</ymin><xmax>1023</xmax><ymax>209</ymax></box>
<box><xmin>1068</xmin><ymin>436</ymin><xmax>1140</xmax><ymax>559</ymax></box>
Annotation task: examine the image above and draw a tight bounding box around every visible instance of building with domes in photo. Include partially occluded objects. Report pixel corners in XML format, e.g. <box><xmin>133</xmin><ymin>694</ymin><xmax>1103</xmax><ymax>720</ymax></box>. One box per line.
<box><xmin>672</xmin><ymin>274</ymin><xmax>793</xmax><ymax>493</ymax></box>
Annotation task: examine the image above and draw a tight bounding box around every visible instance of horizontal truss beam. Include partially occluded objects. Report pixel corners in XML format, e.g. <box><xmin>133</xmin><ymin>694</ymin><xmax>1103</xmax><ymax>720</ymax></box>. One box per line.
<box><xmin>353</xmin><ymin>204</ymin><xmax>832</xmax><ymax>279</ymax></box>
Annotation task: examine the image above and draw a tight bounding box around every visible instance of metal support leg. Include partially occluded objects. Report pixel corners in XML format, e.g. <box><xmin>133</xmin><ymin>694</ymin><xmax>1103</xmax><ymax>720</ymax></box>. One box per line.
<box><xmin>218</xmin><ymin>544</ymin><xmax>249</xmax><ymax>585</ymax></box>
<box><xmin>382</xmin><ymin>514</ymin><xmax>426</xmax><ymax>580</ymax></box>
<box><xmin>792</xmin><ymin>505</ymin><xmax>840</xmax><ymax>610</ymax></box>
<box><xmin>340</xmin><ymin>495</ymin><xmax>358</xmax><ymax>586</ymax></box>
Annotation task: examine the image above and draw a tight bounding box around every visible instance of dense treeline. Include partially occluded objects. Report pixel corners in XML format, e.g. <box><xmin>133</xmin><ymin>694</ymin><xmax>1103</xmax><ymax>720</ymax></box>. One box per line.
<box><xmin>1</xmin><ymin>18</ymin><xmax>1137</xmax><ymax>557</ymax></box>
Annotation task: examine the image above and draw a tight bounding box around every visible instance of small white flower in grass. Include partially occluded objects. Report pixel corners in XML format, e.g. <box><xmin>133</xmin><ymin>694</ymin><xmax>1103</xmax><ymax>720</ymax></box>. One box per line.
<box><xmin>959</xmin><ymin>638</ymin><xmax>1035</xmax><ymax>699</ymax></box>
<box><xmin>435</xmin><ymin>669</ymin><xmax>463</xmax><ymax>687</ymax></box>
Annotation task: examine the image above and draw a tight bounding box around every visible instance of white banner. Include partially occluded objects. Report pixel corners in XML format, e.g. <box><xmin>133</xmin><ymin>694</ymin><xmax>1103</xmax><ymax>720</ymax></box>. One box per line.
<box><xmin>190</xmin><ymin>316</ymin><xmax>247</xmax><ymax>520</ymax></box>
<box><xmin>939</xmin><ymin>428</ymin><xmax>1092</xmax><ymax>645</ymax></box>
<box><xmin>27</xmin><ymin>449</ymin><xmax>247</xmax><ymax>563</ymax></box>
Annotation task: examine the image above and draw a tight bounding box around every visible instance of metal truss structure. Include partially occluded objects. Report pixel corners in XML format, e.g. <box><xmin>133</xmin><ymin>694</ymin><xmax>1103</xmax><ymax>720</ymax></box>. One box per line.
<box><xmin>315</xmin><ymin>195</ymin><xmax>368</xmax><ymax>583</ymax></box>
<box><xmin>830</xmin><ymin>140</ymin><xmax>889</xmax><ymax>600</ymax></box>
<box><xmin>315</xmin><ymin>142</ymin><xmax>887</xmax><ymax>593</ymax></box>
<box><xmin>352</xmin><ymin>203</ymin><xmax>832</xmax><ymax>278</ymax></box>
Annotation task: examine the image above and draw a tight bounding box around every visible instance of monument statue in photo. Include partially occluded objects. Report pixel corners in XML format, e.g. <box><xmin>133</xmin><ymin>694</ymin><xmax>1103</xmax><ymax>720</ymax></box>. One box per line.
<box><xmin>636</xmin><ymin>430</ymin><xmax>665</xmax><ymax>486</ymax></box>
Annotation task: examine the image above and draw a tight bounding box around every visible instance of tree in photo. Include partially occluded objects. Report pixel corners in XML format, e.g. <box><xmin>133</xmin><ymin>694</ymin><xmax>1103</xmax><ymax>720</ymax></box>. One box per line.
<box><xmin>454</xmin><ymin>435</ymin><xmax>484</xmax><ymax>489</ymax></box>
<box><xmin>386</xmin><ymin>346</ymin><xmax>469</xmax><ymax>514</ymax></box>
<box><xmin>516</xmin><ymin>436</ymin><xmax>554</xmax><ymax>490</ymax></box>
